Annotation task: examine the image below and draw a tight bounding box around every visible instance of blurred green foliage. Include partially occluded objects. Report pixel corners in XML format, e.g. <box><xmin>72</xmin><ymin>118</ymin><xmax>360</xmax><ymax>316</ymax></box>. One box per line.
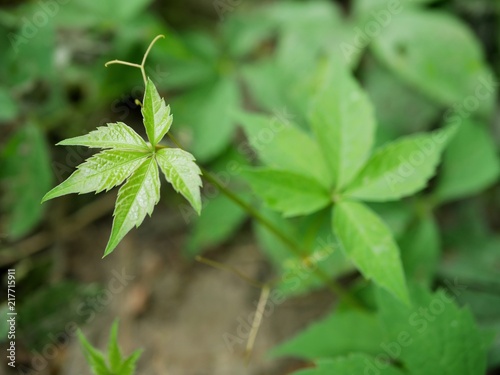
<box><xmin>0</xmin><ymin>0</ymin><xmax>499</xmax><ymax>373</ymax></box>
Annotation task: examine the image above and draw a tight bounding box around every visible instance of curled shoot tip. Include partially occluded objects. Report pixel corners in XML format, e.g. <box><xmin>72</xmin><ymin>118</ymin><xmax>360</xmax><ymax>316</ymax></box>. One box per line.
<box><xmin>104</xmin><ymin>34</ymin><xmax>166</xmax><ymax>86</ymax></box>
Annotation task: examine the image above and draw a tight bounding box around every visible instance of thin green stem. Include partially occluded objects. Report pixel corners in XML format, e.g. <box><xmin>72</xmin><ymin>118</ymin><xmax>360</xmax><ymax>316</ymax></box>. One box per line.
<box><xmin>142</xmin><ymin>35</ymin><xmax>165</xmax><ymax>68</ymax></box>
<box><xmin>104</xmin><ymin>34</ymin><xmax>165</xmax><ymax>86</ymax></box>
<box><xmin>200</xmin><ymin>166</ymin><xmax>364</xmax><ymax>309</ymax></box>
<box><xmin>104</xmin><ymin>60</ymin><xmax>142</xmax><ymax>69</ymax></box>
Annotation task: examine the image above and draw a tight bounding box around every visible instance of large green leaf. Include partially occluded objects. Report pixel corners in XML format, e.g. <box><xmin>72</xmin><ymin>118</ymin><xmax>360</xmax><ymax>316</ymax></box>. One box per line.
<box><xmin>104</xmin><ymin>158</ymin><xmax>160</xmax><ymax>256</ymax></box>
<box><xmin>236</xmin><ymin>111</ymin><xmax>333</xmax><ymax>188</ymax></box>
<box><xmin>372</xmin><ymin>9</ymin><xmax>495</xmax><ymax>116</ymax></box>
<box><xmin>141</xmin><ymin>78</ymin><xmax>173</xmax><ymax>146</ymax></box>
<box><xmin>58</xmin><ymin>122</ymin><xmax>150</xmax><ymax>152</ymax></box>
<box><xmin>333</xmin><ymin>201</ymin><xmax>409</xmax><ymax>303</ymax></box>
<box><xmin>438</xmin><ymin>236</ymin><xmax>500</xmax><ymax>367</ymax></box>
<box><xmin>1</xmin><ymin>124</ymin><xmax>52</xmax><ymax>239</ymax></box>
<box><xmin>344</xmin><ymin>126</ymin><xmax>456</xmax><ymax>202</ymax></box>
<box><xmin>292</xmin><ymin>355</ymin><xmax>406</xmax><ymax>375</ymax></box>
<box><xmin>42</xmin><ymin>151</ymin><xmax>149</xmax><ymax>202</ymax></box>
<box><xmin>243</xmin><ymin>168</ymin><xmax>331</xmax><ymax>217</ymax></box>
<box><xmin>376</xmin><ymin>285</ymin><xmax>488</xmax><ymax>375</ymax></box>
<box><xmin>272</xmin><ymin>311</ymin><xmax>385</xmax><ymax>360</ymax></box>
<box><xmin>309</xmin><ymin>58</ymin><xmax>375</xmax><ymax>190</ymax></box>
<box><xmin>156</xmin><ymin>148</ymin><xmax>202</xmax><ymax>215</ymax></box>
<box><xmin>434</xmin><ymin>120</ymin><xmax>500</xmax><ymax>203</ymax></box>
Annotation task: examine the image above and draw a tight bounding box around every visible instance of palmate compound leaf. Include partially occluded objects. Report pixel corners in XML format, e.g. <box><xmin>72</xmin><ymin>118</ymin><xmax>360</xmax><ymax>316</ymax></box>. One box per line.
<box><xmin>142</xmin><ymin>77</ymin><xmax>173</xmax><ymax>147</ymax></box>
<box><xmin>42</xmin><ymin>151</ymin><xmax>149</xmax><ymax>202</ymax></box>
<box><xmin>58</xmin><ymin>122</ymin><xmax>150</xmax><ymax>152</ymax></box>
<box><xmin>104</xmin><ymin>157</ymin><xmax>160</xmax><ymax>257</ymax></box>
<box><xmin>43</xmin><ymin>79</ymin><xmax>203</xmax><ymax>257</ymax></box>
<box><xmin>78</xmin><ymin>320</ymin><xmax>142</xmax><ymax>375</ymax></box>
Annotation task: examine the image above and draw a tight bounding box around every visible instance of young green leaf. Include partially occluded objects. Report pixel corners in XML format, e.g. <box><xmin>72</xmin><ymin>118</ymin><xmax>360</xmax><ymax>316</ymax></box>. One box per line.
<box><xmin>333</xmin><ymin>200</ymin><xmax>409</xmax><ymax>304</ymax></box>
<box><xmin>58</xmin><ymin>122</ymin><xmax>150</xmax><ymax>152</ymax></box>
<box><xmin>309</xmin><ymin>58</ymin><xmax>375</xmax><ymax>190</ymax></box>
<box><xmin>77</xmin><ymin>330</ymin><xmax>110</xmax><ymax>375</ymax></box>
<box><xmin>235</xmin><ymin>111</ymin><xmax>333</xmax><ymax>188</ymax></box>
<box><xmin>156</xmin><ymin>148</ymin><xmax>202</xmax><ymax>215</ymax></box>
<box><xmin>243</xmin><ymin>168</ymin><xmax>331</xmax><ymax>217</ymax></box>
<box><xmin>434</xmin><ymin>120</ymin><xmax>500</xmax><ymax>203</ymax></box>
<box><xmin>117</xmin><ymin>349</ymin><xmax>142</xmax><ymax>375</ymax></box>
<box><xmin>141</xmin><ymin>78</ymin><xmax>173</xmax><ymax>146</ymax></box>
<box><xmin>344</xmin><ymin>126</ymin><xmax>456</xmax><ymax>202</ymax></box>
<box><xmin>108</xmin><ymin>320</ymin><xmax>122</xmax><ymax>373</ymax></box>
<box><xmin>42</xmin><ymin>151</ymin><xmax>149</xmax><ymax>202</ymax></box>
<box><xmin>104</xmin><ymin>157</ymin><xmax>160</xmax><ymax>256</ymax></box>
<box><xmin>78</xmin><ymin>320</ymin><xmax>142</xmax><ymax>375</ymax></box>
<box><xmin>272</xmin><ymin>311</ymin><xmax>385</xmax><ymax>360</ymax></box>
<box><xmin>292</xmin><ymin>355</ymin><xmax>406</xmax><ymax>375</ymax></box>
